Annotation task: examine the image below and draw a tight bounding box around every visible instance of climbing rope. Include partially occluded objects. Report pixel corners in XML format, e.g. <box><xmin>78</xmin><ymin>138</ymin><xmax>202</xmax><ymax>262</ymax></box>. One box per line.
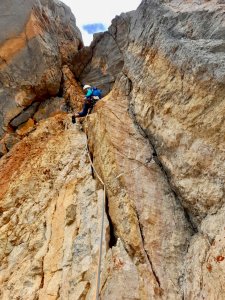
<box><xmin>83</xmin><ymin>113</ymin><xmax>105</xmax><ymax>300</ymax></box>
<box><xmin>74</xmin><ymin>110</ymin><xmax>151</xmax><ymax>299</ymax></box>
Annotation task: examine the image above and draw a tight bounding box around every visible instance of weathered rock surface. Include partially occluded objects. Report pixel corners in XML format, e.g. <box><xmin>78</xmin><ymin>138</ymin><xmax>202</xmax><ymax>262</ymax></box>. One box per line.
<box><xmin>88</xmin><ymin>78</ymin><xmax>192</xmax><ymax>299</ymax></box>
<box><xmin>0</xmin><ymin>114</ymin><xmax>108</xmax><ymax>300</ymax></box>
<box><xmin>79</xmin><ymin>0</ymin><xmax>225</xmax><ymax>298</ymax></box>
<box><xmin>10</xmin><ymin>102</ymin><xmax>40</xmax><ymax>128</ymax></box>
<box><xmin>125</xmin><ymin>0</ymin><xmax>225</xmax><ymax>227</ymax></box>
<box><xmin>77</xmin><ymin>0</ymin><xmax>225</xmax><ymax>218</ymax></box>
<box><xmin>1</xmin><ymin>0</ymin><xmax>225</xmax><ymax>299</ymax></box>
<box><xmin>0</xmin><ymin>0</ymin><xmax>82</xmax><ymax>139</ymax></box>
<box><xmin>33</xmin><ymin>97</ymin><xmax>65</xmax><ymax>122</ymax></box>
<box><xmin>73</xmin><ymin>13</ymin><xmax>132</xmax><ymax>94</ymax></box>
<box><xmin>62</xmin><ymin>65</ymin><xmax>84</xmax><ymax>112</ymax></box>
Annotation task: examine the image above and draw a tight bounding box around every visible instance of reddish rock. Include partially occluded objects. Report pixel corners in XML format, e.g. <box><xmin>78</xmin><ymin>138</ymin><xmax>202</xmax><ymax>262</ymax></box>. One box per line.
<box><xmin>16</xmin><ymin>119</ymin><xmax>35</xmax><ymax>136</ymax></box>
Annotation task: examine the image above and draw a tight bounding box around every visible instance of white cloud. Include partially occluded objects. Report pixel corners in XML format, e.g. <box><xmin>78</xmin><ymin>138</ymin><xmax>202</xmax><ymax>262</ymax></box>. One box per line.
<box><xmin>61</xmin><ymin>0</ymin><xmax>141</xmax><ymax>45</ymax></box>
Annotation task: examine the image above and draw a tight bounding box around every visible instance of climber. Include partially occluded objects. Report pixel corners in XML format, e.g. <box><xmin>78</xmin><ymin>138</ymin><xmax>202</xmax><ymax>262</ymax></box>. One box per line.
<box><xmin>72</xmin><ymin>85</ymin><xmax>102</xmax><ymax>123</ymax></box>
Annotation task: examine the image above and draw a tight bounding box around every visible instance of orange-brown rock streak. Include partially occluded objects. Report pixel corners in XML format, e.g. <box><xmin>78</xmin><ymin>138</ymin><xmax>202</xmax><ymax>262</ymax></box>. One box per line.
<box><xmin>62</xmin><ymin>65</ymin><xmax>84</xmax><ymax>112</ymax></box>
<box><xmin>0</xmin><ymin>114</ymin><xmax>108</xmax><ymax>299</ymax></box>
<box><xmin>0</xmin><ymin>12</ymin><xmax>42</xmax><ymax>69</ymax></box>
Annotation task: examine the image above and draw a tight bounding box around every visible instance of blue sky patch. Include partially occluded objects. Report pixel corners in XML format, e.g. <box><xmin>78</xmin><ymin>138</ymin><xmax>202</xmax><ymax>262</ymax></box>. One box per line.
<box><xmin>82</xmin><ymin>23</ymin><xmax>106</xmax><ymax>34</ymax></box>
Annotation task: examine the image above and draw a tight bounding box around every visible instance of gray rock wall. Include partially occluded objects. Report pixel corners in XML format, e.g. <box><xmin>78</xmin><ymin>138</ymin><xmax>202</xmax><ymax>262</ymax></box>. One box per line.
<box><xmin>0</xmin><ymin>0</ymin><xmax>82</xmax><ymax>139</ymax></box>
<box><xmin>73</xmin><ymin>13</ymin><xmax>132</xmax><ymax>95</ymax></box>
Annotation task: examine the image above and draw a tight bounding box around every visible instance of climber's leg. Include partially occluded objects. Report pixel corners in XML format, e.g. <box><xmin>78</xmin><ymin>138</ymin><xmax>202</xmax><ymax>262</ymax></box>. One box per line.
<box><xmin>72</xmin><ymin>102</ymin><xmax>90</xmax><ymax>121</ymax></box>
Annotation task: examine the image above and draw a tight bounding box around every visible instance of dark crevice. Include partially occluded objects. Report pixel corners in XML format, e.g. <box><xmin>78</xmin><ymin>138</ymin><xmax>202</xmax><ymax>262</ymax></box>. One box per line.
<box><xmin>74</xmin><ymin>34</ymin><xmax>103</xmax><ymax>80</ymax></box>
<box><xmin>105</xmin><ymin>194</ymin><xmax>117</xmax><ymax>248</ymax></box>
<box><xmin>127</xmin><ymin>77</ymin><xmax>133</xmax><ymax>95</ymax></box>
<box><xmin>86</xmin><ymin>134</ymin><xmax>117</xmax><ymax>248</ymax></box>
<box><xmin>183</xmin><ymin>206</ymin><xmax>198</xmax><ymax>233</ymax></box>
<box><xmin>57</xmin><ymin>74</ymin><xmax>64</xmax><ymax>98</ymax></box>
<box><xmin>86</xmin><ymin>142</ymin><xmax>95</xmax><ymax>179</ymax></box>
<box><xmin>9</xmin><ymin>101</ymin><xmax>41</xmax><ymax>128</ymax></box>
<box><xmin>122</xmin><ymin>71</ymin><xmax>133</xmax><ymax>96</ymax></box>
<box><xmin>136</xmin><ymin>210</ymin><xmax>161</xmax><ymax>288</ymax></box>
<box><xmin>58</xmin><ymin>72</ymin><xmax>73</xmax><ymax>113</ymax></box>
<box><xmin>40</xmin><ymin>258</ymin><xmax>45</xmax><ymax>289</ymax></box>
<box><xmin>90</xmin><ymin>155</ymin><xmax>95</xmax><ymax>180</ymax></box>
<box><xmin>78</xmin><ymin>40</ymin><xmax>83</xmax><ymax>51</ymax></box>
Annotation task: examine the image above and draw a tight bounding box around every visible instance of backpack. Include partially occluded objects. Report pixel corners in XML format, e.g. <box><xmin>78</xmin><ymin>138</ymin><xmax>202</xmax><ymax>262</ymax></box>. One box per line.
<box><xmin>91</xmin><ymin>87</ymin><xmax>102</xmax><ymax>99</ymax></box>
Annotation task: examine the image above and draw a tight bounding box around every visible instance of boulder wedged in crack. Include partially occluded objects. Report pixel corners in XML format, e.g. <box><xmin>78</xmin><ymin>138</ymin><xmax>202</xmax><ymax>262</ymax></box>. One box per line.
<box><xmin>87</xmin><ymin>74</ymin><xmax>192</xmax><ymax>299</ymax></box>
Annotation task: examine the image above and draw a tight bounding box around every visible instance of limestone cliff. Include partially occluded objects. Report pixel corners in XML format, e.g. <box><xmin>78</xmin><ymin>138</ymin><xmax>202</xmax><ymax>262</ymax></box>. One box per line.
<box><xmin>0</xmin><ymin>0</ymin><xmax>225</xmax><ymax>299</ymax></box>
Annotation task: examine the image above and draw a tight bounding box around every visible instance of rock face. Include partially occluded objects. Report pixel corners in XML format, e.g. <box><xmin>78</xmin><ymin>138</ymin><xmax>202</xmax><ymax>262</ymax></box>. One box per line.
<box><xmin>0</xmin><ymin>0</ymin><xmax>82</xmax><ymax>139</ymax></box>
<box><xmin>87</xmin><ymin>79</ymin><xmax>192</xmax><ymax>299</ymax></box>
<box><xmin>125</xmin><ymin>0</ymin><xmax>225</xmax><ymax>227</ymax></box>
<box><xmin>73</xmin><ymin>13</ymin><xmax>132</xmax><ymax>94</ymax></box>
<box><xmin>78</xmin><ymin>0</ymin><xmax>225</xmax><ymax>298</ymax></box>
<box><xmin>1</xmin><ymin>0</ymin><xmax>225</xmax><ymax>299</ymax></box>
<box><xmin>0</xmin><ymin>114</ymin><xmax>108</xmax><ymax>300</ymax></box>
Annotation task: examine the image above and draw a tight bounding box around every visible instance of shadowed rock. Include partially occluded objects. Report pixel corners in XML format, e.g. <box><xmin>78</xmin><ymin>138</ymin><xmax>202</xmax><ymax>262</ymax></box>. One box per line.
<box><xmin>10</xmin><ymin>102</ymin><xmax>39</xmax><ymax>128</ymax></box>
<box><xmin>73</xmin><ymin>13</ymin><xmax>132</xmax><ymax>95</ymax></box>
<box><xmin>33</xmin><ymin>97</ymin><xmax>66</xmax><ymax>122</ymax></box>
<box><xmin>0</xmin><ymin>0</ymin><xmax>83</xmax><ymax>139</ymax></box>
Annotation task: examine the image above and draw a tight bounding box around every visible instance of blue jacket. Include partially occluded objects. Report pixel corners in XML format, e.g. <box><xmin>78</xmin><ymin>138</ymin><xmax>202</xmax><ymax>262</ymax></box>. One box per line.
<box><xmin>85</xmin><ymin>88</ymin><xmax>93</xmax><ymax>98</ymax></box>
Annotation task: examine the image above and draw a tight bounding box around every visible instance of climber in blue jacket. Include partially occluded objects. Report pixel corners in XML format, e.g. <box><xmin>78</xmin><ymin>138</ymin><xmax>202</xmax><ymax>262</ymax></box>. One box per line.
<box><xmin>84</xmin><ymin>84</ymin><xmax>94</xmax><ymax>100</ymax></box>
<box><xmin>72</xmin><ymin>85</ymin><xmax>102</xmax><ymax>123</ymax></box>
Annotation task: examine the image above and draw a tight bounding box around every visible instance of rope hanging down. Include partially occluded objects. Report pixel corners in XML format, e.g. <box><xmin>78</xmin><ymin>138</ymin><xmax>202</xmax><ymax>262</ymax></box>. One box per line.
<box><xmin>78</xmin><ymin>112</ymin><xmax>152</xmax><ymax>299</ymax></box>
<box><xmin>83</xmin><ymin>114</ymin><xmax>105</xmax><ymax>300</ymax></box>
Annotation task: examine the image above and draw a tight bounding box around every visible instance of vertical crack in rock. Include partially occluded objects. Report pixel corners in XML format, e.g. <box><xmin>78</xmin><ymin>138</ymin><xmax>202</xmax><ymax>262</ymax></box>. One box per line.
<box><xmin>85</xmin><ymin>140</ymin><xmax>117</xmax><ymax>248</ymax></box>
<box><xmin>40</xmin><ymin>199</ymin><xmax>58</xmax><ymax>293</ymax></box>
<box><xmin>105</xmin><ymin>194</ymin><xmax>117</xmax><ymax>248</ymax></box>
<box><xmin>150</xmin><ymin>147</ymin><xmax>198</xmax><ymax>233</ymax></box>
<box><xmin>88</xmin><ymin>149</ymin><xmax>95</xmax><ymax>180</ymax></box>
<box><xmin>107</xmin><ymin>31</ymin><xmax>124</xmax><ymax>57</ymax></box>
<box><xmin>39</xmin><ymin>220</ymin><xmax>47</xmax><ymax>289</ymax></box>
<box><xmin>40</xmin><ymin>257</ymin><xmax>45</xmax><ymax>289</ymax></box>
<box><xmin>73</xmin><ymin>35</ymin><xmax>102</xmax><ymax>80</ymax></box>
<box><xmin>136</xmin><ymin>210</ymin><xmax>161</xmax><ymax>288</ymax></box>
<box><xmin>58</xmin><ymin>74</ymin><xmax>64</xmax><ymax>98</ymax></box>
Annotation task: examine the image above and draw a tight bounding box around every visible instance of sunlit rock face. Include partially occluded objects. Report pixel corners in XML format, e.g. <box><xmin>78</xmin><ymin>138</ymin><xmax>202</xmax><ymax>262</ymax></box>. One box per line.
<box><xmin>124</xmin><ymin>0</ymin><xmax>225</xmax><ymax>227</ymax></box>
<box><xmin>80</xmin><ymin>0</ymin><xmax>225</xmax><ymax>298</ymax></box>
<box><xmin>1</xmin><ymin>0</ymin><xmax>225</xmax><ymax>299</ymax></box>
<box><xmin>0</xmin><ymin>114</ymin><xmax>108</xmax><ymax>300</ymax></box>
<box><xmin>0</xmin><ymin>0</ymin><xmax>82</xmax><ymax>141</ymax></box>
<box><xmin>87</xmin><ymin>78</ymin><xmax>192</xmax><ymax>299</ymax></box>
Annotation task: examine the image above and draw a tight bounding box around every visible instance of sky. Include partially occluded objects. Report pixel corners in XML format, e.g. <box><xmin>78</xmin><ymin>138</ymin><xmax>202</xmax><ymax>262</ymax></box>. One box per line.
<box><xmin>62</xmin><ymin>0</ymin><xmax>141</xmax><ymax>45</ymax></box>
